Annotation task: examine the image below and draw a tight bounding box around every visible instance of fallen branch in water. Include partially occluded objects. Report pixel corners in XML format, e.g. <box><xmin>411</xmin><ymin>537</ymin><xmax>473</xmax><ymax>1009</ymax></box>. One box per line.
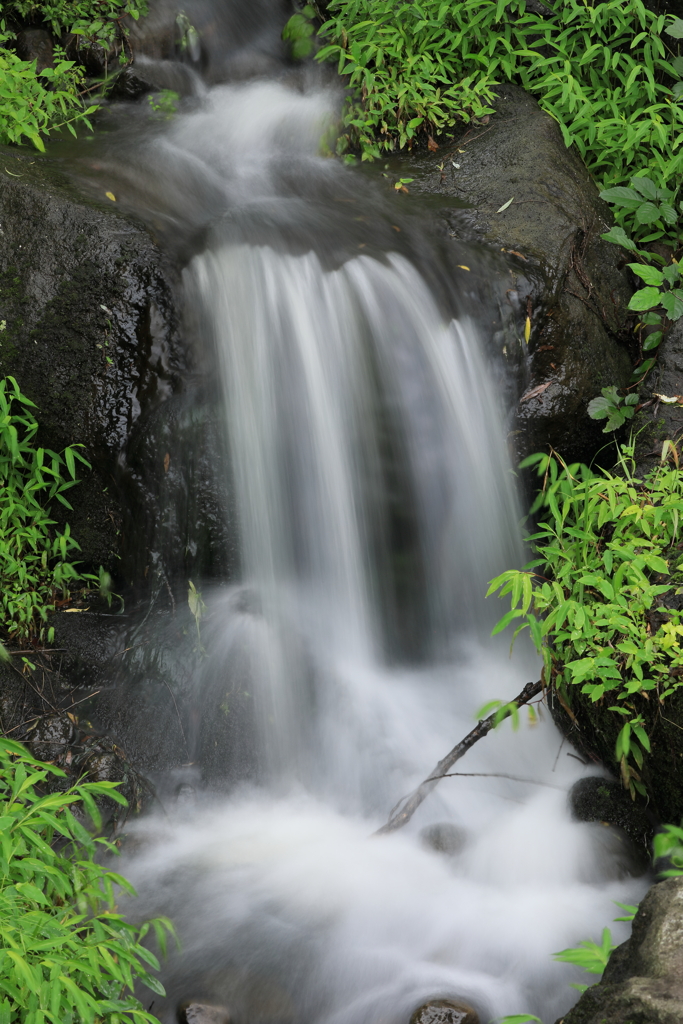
<box><xmin>374</xmin><ymin>679</ymin><xmax>544</xmax><ymax>835</ymax></box>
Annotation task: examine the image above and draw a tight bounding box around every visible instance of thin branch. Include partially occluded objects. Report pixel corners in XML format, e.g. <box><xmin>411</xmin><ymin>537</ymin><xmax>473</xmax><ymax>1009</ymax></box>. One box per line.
<box><xmin>438</xmin><ymin>771</ymin><xmax>564</xmax><ymax>790</ymax></box>
<box><xmin>374</xmin><ymin>679</ymin><xmax>543</xmax><ymax>835</ymax></box>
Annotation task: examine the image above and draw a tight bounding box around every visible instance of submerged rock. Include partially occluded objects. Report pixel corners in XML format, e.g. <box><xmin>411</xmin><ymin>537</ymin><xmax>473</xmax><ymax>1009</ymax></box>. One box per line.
<box><xmin>419</xmin><ymin>822</ymin><xmax>468</xmax><ymax>856</ymax></box>
<box><xmin>178</xmin><ymin>1004</ymin><xmax>231</xmax><ymax>1024</ymax></box>
<box><xmin>410</xmin><ymin>998</ymin><xmax>479</xmax><ymax>1024</ymax></box>
<box><xmin>557</xmin><ymin>878</ymin><xmax>683</xmax><ymax>1024</ymax></box>
<box><xmin>404</xmin><ymin>84</ymin><xmax>634</xmax><ymax>464</ymax></box>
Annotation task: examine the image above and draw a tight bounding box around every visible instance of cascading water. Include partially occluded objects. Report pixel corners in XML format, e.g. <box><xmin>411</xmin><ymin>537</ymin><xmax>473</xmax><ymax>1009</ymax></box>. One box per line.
<box><xmin>88</xmin><ymin>32</ymin><xmax>649</xmax><ymax>1024</ymax></box>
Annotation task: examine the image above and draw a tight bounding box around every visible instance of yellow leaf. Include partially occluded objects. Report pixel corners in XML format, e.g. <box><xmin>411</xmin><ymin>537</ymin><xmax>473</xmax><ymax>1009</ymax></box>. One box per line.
<box><xmin>105</xmin><ymin>191</ymin><xmax>116</xmax><ymax>202</ymax></box>
<box><xmin>457</xmin><ymin>265</ymin><xmax>470</xmax><ymax>271</ymax></box>
<box><xmin>524</xmin><ymin>316</ymin><xmax>531</xmax><ymax>343</ymax></box>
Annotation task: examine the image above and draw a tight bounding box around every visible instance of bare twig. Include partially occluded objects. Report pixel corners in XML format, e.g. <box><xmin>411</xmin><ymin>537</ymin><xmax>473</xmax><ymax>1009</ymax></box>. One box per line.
<box><xmin>374</xmin><ymin>679</ymin><xmax>543</xmax><ymax>835</ymax></box>
<box><xmin>438</xmin><ymin>771</ymin><xmax>563</xmax><ymax>790</ymax></box>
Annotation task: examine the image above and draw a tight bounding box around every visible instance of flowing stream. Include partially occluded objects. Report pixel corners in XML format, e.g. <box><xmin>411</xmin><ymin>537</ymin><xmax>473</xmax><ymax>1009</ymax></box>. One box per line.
<box><xmin>86</xmin><ymin>14</ymin><xmax>649</xmax><ymax>1024</ymax></box>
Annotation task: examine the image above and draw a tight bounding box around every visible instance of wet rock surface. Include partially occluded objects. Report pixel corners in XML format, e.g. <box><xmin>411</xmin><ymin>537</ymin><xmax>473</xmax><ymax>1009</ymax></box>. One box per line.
<box><xmin>0</xmin><ymin>147</ymin><xmax>183</xmax><ymax>580</ymax></box>
<box><xmin>410</xmin><ymin>998</ymin><xmax>480</xmax><ymax>1024</ymax></box>
<box><xmin>178</xmin><ymin>1004</ymin><xmax>231</xmax><ymax>1024</ymax></box>
<box><xmin>633</xmin><ymin>318</ymin><xmax>683</xmax><ymax>476</ymax></box>
<box><xmin>404</xmin><ymin>84</ymin><xmax>634</xmax><ymax>463</ymax></box>
<box><xmin>554</xmin><ymin>685</ymin><xmax>683</xmax><ymax>824</ymax></box>
<box><xmin>557</xmin><ymin>878</ymin><xmax>683</xmax><ymax>1024</ymax></box>
<box><xmin>569</xmin><ymin>776</ymin><xmax>653</xmax><ymax>869</ymax></box>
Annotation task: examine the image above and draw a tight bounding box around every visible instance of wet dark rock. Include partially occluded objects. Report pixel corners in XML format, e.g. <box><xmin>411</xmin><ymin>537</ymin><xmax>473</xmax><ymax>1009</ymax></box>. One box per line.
<box><xmin>410</xmin><ymin>998</ymin><xmax>479</xmax><ymax>1024</ymax></box>
<box><xmin>178</xmin><ymin>1004</ymin><xmax>231</xmax><ymax>1024</ymax></box>
<box><xmin>15</xmin><ymin>29</ymin><xmax>54</xmax><ymax>73</ymax></box>
<box><xmin>557</xmin><ymin>877</ymin><xmax>683</xmax><ymax>1024</ymax></box>
<box><xmin>404</xmin><ymin>84</ymin><xmax>634</xmax><ymax>463</ymax></box>
<box><xmin>124</xmin><ymin>0</ymin><xmax>289</xmax><ymax>82</ymax></box>
<box><xmin>83</xmin><ymin>751</ymin><xmax>123</xmax><ymax>783</ymax></box>
<box><xmin>420</xmin><ymin>822</ymin><xmax>468</xmax><ymax>856</ymax></box>
<box><xmin>554</xmin><ymin>688</ymin><xmax>683</xmax><ymax>825</ymax></box>
<box><xmin>29</xmin><ymin>714</ymin><xmax>74</xmax><ymax>760</ymax></box>
<box><xmin>109</xmin><ymin>58</ymin><xmax>201</xmax><ymax>101</ymax></box>
<box><xmin>569</xmin><ymin>777</ymin><xmax>653</xmax><ymax>868</ymax></box>
<box><xmin>0</xmin><ymin>147</ymin><xmax>186</xmax><ymax>584</ymax></box>
<box><xmin>63</xmin><ymin>36</ymin><xmax>111</xmax><ymax>79</ymax></box>
<box><xmin>633</xmin><ymin>318</ymin><xmax>683</xmax><ymax>476</ymax></box>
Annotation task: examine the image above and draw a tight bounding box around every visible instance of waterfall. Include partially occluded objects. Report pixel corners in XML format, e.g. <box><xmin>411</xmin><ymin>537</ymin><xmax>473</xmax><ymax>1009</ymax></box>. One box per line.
<box><xmin>111</xmin><ymin>73</ymin><xmax>647</xmax><ymax>1024</ymax></box>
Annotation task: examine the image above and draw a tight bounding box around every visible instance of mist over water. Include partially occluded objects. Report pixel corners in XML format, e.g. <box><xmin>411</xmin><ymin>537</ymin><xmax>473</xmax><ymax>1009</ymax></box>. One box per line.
<box><xmin>104</xmin><ymin>42</ymin><xmax>648</xmax><ymax>1024</ymax></box>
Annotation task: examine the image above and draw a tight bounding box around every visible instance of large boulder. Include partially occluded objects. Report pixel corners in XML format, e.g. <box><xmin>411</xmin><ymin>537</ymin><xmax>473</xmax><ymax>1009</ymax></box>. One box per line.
<box><xmin>402</xmin><ymin>84</ymin><xmax>634</xmax><ymax>463</ymax></box>
<box><xmin>557</xmin><ymin>878</ymin><xmax>683</xmax><ymax>1024</ymax></box>
<box><xmin>0</xmin><ymin>146</ymin><xmax>183</xmax><ymax>580</ymax></box>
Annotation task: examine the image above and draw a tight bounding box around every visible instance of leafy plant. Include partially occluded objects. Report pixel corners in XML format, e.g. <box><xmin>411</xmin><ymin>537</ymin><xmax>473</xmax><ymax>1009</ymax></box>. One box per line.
<box><xmin>0</xmin><ymin>47</ymin><xmax>96</xmax><ymax>150</ymax></box>
<box><xmin>148</xmin><ymin>89</ymin><xmax>179</xmax><ymax>117</ymax></box>
<box><xmin>315</xmin><ymin>0</ymin><xmax>683</xmax><ymax>169</ymax></box>
<box><xmin>488</xmin><ymin>445</ymin><xmax>683</xmax><ymax>798</ymax></box>
<box><xmin>0</xmin><ymin>735</ymin><xmax>173</xmax><ymax>1023</ymax></box>
<box><xmin>653</xmin><ymin>822</ymin><xmax>683</xmax><ymax>876</ymax></box>
<box><xmin>0</xmin><ymin>0</ymin><xmax>149</xmax><ymax>149</ymax></box>
<box><xmin>282</xmin><ymin>5</ymin><xmax>317</xmax><ymax>60</ymax></box>
<box><xmin>587</xmin><ymin>387</ymin><xmax>640</xmax><ymax>433</ymax></box>
<box><xmin>554</xmin><ymin>927</ymin><xmax>614</xmax><ymax>992</ymax></box>
<box><xmin>0</xmin><ymin>376</ymin><xmax>95</xmax><ymax>645</ymax></box>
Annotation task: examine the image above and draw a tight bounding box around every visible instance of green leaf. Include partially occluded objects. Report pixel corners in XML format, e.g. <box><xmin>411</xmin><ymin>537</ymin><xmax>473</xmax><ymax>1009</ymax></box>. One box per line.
<box><xmin>628</xmin><ymin>263</ymin><xmax>664</xmax><ymax>287</ymax></box>
<box><xmin>635</xmin><ymin>202</ymin><xmax>663</xmax><ymax>226</ymax></box>
<box><xmin>601</xmin><ymin>226</ymin><xmax>638</xmax><ymax>251</ymax></box>
<box><xmin>666</xmin><ymin>17</ymin><xmax>683</xmax><ymax>38</ymax></box>
<box><xmin>628</xmin><ymin>287</ymin><xmax>662</xmax><ymax>311</ymax></box>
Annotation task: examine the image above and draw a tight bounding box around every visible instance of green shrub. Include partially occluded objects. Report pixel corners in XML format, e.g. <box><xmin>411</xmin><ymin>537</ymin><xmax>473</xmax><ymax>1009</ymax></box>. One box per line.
<box><xmin>488</xmin><ymin>446</ymin><xmax>683</xmax><ymax>798</ymax></box>
<box><xmin>0</xmin><ymin>736</ymin><xmax>172</xmax><ymax>1024</ymax></box>
<box><xmin>314</xmin><ymin>0</ymin><xmax>683</xmax><ymax>181</ymax></box>
<box><xmin>0</xmin><ymin>376</ymin><xmax>94</xmax><ymax>646</ymax></box>
<box><xmin>0</xmin><ymin>0</ymin><xmax>148</xmax><ymax>149</ymax></box>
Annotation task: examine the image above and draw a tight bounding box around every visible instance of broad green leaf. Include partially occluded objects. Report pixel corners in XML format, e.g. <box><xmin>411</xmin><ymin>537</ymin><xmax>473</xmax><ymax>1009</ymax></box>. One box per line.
<box><xmin>628</xmin><ymin>263</ymin><xmax>664</xmax><ymax>286</ymax></box>
<box><xmin>628</xmin><ymin>287</ymin><xmax>662</xmax><ymax>311</ymax></box>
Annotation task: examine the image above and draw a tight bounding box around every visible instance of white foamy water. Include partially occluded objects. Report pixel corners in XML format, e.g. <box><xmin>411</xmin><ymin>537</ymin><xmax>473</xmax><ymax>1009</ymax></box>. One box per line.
<box><xmin>120</xmin><ymin>76</ymin><xmax>647</xmax><ymax>1024</ymax></box>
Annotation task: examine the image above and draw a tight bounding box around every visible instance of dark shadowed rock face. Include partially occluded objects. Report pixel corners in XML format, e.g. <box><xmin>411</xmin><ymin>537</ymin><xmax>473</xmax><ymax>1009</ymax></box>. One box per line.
<box><xmin>0</xmin><ymin>147</ymin><xmax>233</xmax><ymax>594</ymax></box>
<box><xmin>0</xmin><ymin>146</ymin><xmax>184</xmax><ymax>580</ymax></box>
<box><xmin>557</xmin><ymin>878</ymin><xmax>683</xmax><ymax>1024</ymax></box>
<box><xmin>402</xmin><ymin>84</ymin><xmax>634</xmax><ymax>464</ymax></box>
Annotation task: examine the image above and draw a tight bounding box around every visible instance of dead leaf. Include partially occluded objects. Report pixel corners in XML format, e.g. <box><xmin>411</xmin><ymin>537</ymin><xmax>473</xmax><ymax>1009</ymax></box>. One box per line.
<box><xmin>164</xmin><ymin>452</ymin><xmax>170</xmax><ymax>472</ymax></box>
<box><xmin>653</xmin><ymin>393</ymin><xmax>683</xmax><ymax>405</ymax></box>
<box><xmin>519</xmin><ymin>381</ymin><xmax>552</xmax><ymax>404</ymax></box>
<box><xmin>392</xmin><ymin>225</ymin><xmax>401</xmax><ymax>232</ymax></box>
<box><xmin>427</xmin><ymin>135</ymin><xmax>439</xmax><ymax>152</ymax></box>
<box><xmin>507</xmin><ymin>249</ymin><xmax>527</xmax><ymax>260</ymax></box>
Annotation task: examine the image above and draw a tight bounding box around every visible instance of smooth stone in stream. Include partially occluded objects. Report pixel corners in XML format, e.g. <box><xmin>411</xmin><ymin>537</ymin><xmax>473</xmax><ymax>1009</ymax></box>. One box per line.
<box><xmin>178</xmin><ymin>1004</ymin><xmax>231</xmax><ymax>1024</ymax></box>
<box><xmin>410</xmin><ymin>998</ymin><xmax>480</xmax><ymax>1024</ymax></box>
<box><xmin>420</xmin><ymin>823</ymin><xmax>468</xmax><ymax>856</ymax></box>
